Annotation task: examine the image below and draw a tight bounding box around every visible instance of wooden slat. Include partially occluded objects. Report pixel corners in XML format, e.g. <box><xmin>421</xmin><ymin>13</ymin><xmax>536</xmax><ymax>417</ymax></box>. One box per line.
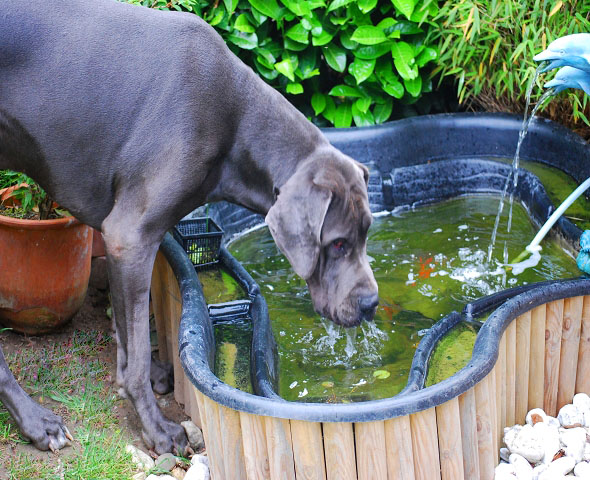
<box><xmin>219</xmin><ymin>405</ymin><xmax>247</xmax><ymax>480</ymax></box>
<box><xmin>410</xmin><ymin>408</ymin><xmax>441</xmax><ymax>480</ymax></box>
<box><xmin>202</xmin><ymin>395</ymin><xmax>226</xmax><ymax>480</ymax></box>
<box><xmin>576</xmin><ymin>296</ymin><xmax>590</xmax><ymax>394</ymax></box>
<box><xmin>323</xmin><ymin>423</ymin><xmax>356</xmax><ymax>480</ymax></box>
<box><xmin>459</xmin><ymin>388</ymin><xmax>480</xmax><ymax>479</ymax></box>
<box><xmin>475</xmin><ymin>375</ymin><xmax>495</xmax><ymax>480</ymax></box>
<box><xmin>162</xmin><ymin>259</ymin><xmax>176</xmax><ymax>364</ymax></box>
<box><xmin>150</xmin><ymin>252</ymin><xmax>169</xmax><ymax>362</ymax></box>
<box><xmin>355</xmin><ymin>421</ymin><xmax>388</xmax><ymax>480</ymax></box>
<box><xmin>557</xmin><ymin>296</ymin><xmax>584</xmax><ymax>410</ymax></box>
<box><xmin>529</xmin><ymin>304</ymin><xmax>547</xmax><ymax>411</ymax></box>
<box><xmin>495</xmin><ymin>357</ymin><xmax>503</xmax><ymax>450</ymax></box>
<box><xmin>505</xmin><ymin>321</ymin><xmax>516</xmax><ymax>426</ymax></box>
<box><xmin>488</xmin><ymin>366</ymin><xmax>499</xmax><ymax>463</ymax></box>
<box><xmin>515</xmin><ymin>311</ymin><xmax>532</xmax><ymax>424</ymax></box>
<box><xmin>384</xmin><ymin>416</ymin><xmax>415</xmax><ymax>480</ymax></box>
<box><xmin>498</xmin><ymin>333</ymin><xmax>507</xmax><ymax>441</ymax></box>
<box><xmin>189</xmin><ymin>385</ymin><xmax>202</xmax><ymax>429</ymax></box>
<box><xmin>194</xmin><ymin>390</ymin><xmax>210</xmax><ymax>449</ymax></box>
<box><xmin>183</xmin><ymin>374</ymin><xmax>193</xmax><ymax>416</ymax></box>
<box><xmin>545</xmin><ymin>299</ymin><xmax>564</xmax><ymax>416</ymax></box>
<box><xmin>290</xmin><ymin>420</ymin><xmax>326</xmax><ymax>480</ymax></box>
<box><xmin>436</xmin><ymin>397</ymin><xmax>465</xmax><ymax>480</ymax></box>
<box><xmin>167</xmin><ymin>280</ymin><xmax>184</xmax><ymax>406</ymax></box>
<box><xmin>240</xmin><ymin>412</ymin><xmax>270</xmax><ymax>479</ymax></box>
<box><xmin>265</xmin><ymin>417</ymin><xmax>296</xmax><ymax>480</ymax></box>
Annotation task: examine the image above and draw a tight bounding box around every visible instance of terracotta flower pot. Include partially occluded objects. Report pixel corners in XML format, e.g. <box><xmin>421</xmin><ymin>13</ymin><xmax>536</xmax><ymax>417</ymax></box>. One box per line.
<box><xmin>0</xmin><ymin>215</ymin><xmax>92</xmax><ymax>334</ymax></box>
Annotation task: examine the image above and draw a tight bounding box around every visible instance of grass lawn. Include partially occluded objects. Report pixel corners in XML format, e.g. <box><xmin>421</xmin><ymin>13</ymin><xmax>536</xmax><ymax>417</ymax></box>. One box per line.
<box><xmin>0</xmin><ymin>286</ymin><xmax>188</xmax><ymax>480</ymax></box>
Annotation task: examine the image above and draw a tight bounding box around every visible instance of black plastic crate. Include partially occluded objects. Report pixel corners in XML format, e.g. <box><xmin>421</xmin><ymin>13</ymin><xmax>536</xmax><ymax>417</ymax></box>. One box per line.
<box><xmin>172</xmin><ymin>217</ymin><xmax>223</xmax><ymax>269</ymax></box>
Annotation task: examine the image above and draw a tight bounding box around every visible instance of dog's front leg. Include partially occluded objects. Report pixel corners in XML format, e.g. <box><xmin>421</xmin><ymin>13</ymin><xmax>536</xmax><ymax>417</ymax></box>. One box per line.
<box><xmin>102</xmin><ymin>219</ymin><xmax>187</xmax><ymax>455</ymax></box>
<box><xmin>0</xmin><ymin>344</ymin><xmax>72</xmax><ymax>451</ymax></box>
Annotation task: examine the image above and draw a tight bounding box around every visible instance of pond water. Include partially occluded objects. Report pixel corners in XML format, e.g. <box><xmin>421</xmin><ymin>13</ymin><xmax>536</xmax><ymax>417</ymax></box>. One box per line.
<box><xmin>228</xmin><ymin>194</ymin><xmax>580</xmax><ymax>402</ymax></box>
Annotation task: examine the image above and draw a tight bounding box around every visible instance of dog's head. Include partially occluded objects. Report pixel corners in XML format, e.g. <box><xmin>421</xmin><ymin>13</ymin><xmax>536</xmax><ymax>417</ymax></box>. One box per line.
<box><xmin>265</xmin><ymin>149</ymin><xmax>378</xmax><ymax>327</ymax></box>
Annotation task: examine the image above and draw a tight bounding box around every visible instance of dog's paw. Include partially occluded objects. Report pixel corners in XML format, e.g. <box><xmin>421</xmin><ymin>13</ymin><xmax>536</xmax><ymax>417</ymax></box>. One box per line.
<box><xmin>141</xmin><ymin>420</ymin><xmax>188</xmax><ymax>456</ymax></box>
<box><xmin>150</xmin><ymin>356</ymin><xmax>174</xmax><ymax>395</ymax></box>
<box><xmin>18</xmin><ymin>403</ymin><xmax>73</xmax><ymax>452</ymax></box>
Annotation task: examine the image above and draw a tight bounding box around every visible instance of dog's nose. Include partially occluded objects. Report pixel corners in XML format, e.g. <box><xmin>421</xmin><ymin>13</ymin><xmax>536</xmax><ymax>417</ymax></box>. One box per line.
<box><xmin>359</xmin><ymin>294</ymin><xmax>379</xmax><ymax>313</ymax></box>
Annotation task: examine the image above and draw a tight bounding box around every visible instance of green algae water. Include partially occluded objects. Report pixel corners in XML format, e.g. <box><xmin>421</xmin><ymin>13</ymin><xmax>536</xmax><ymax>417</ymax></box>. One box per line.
<box><xmin>197</xmin><ymin>269</ymin><xmax>247</xmax><ymax>305</ymax></box>
<box><xmin>425</xmin><ymin>322</ymin><xmax>479</xmax><ymax>387</ymax></box>
<box><xmin>213</xmin><ymin>318</ymin><xmax>253</xmax><ymax>393</ymax></box>
<box><xmin>197</xmin><ymin>269</ymin><xmax>253</xmax><ymax>391</ymax></box>
<box><xmin>505</xmin><ymin>159</ymin><xmax>590</xmax><ymax>231</ymax></box>
<box><xmin>226</xmin><ymin>195</ymin><xmax>579</xmax><ymax>402</ymax></box>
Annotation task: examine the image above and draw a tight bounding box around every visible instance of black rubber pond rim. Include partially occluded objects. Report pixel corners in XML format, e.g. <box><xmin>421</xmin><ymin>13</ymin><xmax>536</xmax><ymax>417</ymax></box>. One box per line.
<box><xmin>322</xmin><ymin>112</ymin><xmax>590</xmax><ymax>184</ymax></box>
<box><xmin>171</xmin><ymin>230</ymin><xmax>590</xmax><ymax>422</ymax></box>
<box><xmin>217</xmin><ymin>246</ymin><xmax>281</xmax><ymax>400</ymax></box>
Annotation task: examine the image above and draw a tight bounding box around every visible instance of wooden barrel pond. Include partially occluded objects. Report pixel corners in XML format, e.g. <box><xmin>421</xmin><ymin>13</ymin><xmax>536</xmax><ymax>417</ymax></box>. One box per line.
<box><xmin>152</xmin><ymin>234</ymin><xmax>590</xmax><ymax>480</ymax></box>
<box><xmin>150</xmin><ymin>113</ymin><xmax>590</xmax><ymax>479</ymax></box>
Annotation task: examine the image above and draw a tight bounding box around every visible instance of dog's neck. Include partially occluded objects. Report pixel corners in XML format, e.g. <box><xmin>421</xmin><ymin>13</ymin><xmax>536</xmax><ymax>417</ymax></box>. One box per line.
<box><xmin>207</xmin><ymin>80</ymin><xmax>331</xmax><ymax>216</ymax></box>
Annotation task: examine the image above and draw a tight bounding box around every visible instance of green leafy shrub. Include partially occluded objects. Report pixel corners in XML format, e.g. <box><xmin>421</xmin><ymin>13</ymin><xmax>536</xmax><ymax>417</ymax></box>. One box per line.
<box><xmin>0</xmin><ymin>170</ymin><xmax>65</xmax><ymax>220</ymax></box>
<box><xmin>123</xmin><ymin>0</ymin><xmax>441</xmax><ymax>127</ymax></box>
<box><xmin>426</xmin><ymin>0</ymin><xmax>590</xmax><ymax>129</ymax></box>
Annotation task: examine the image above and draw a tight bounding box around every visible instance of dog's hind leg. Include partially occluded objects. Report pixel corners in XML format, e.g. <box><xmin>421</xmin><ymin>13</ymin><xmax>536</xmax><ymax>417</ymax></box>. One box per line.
<box><xmin>101</xmin><ymin>210</ymin><xmax>187</xmax><ymax>455</ymax></box>
<box><xmin>0</xmin><ymin>344</ymin><xmax>72</xmax><ymax>451</ymax></box>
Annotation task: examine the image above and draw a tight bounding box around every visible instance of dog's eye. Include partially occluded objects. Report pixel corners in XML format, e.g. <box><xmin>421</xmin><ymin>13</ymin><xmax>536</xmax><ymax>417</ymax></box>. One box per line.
<box><xmin>332</xmin><ymin>239</ymin><xmax>347</xmax><ymax>254</ymax></box>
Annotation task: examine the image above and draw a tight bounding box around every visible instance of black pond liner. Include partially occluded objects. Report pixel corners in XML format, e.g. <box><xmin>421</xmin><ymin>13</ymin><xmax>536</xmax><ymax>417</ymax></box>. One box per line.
<box><xmin>174</xmin><ymin>112</ymin><xmax>590</xmax><ymax>422</ymax></box>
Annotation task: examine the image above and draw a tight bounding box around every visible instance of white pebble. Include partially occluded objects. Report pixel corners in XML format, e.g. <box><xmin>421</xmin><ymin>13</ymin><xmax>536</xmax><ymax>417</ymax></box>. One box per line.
<box><xmin>584</xmin><ymin>443</ymin><xmax>590</xmax><ymax>462</ymax></box>
<box><xmin>547</xmin><ymin>416</ymin><xmax>561</xmax><ymax>429</ymax></box>
<box><xmin>560</xmin><ymin>427</ymin><xmax>586</xmax><ymax>463</ymax></box>
<box><xmin>527</xmin><ymin>408</ymin><xmax>548</xmax><ymax>426</ymax></box>
<box><xmin>533</xmin><ymin>421</ymin><xmax>560</xmax><ymax>464</ymax></box>
<box><xmin>573</xmin><ymin>394</ymin><xmax>590</xmax><ymax>413</ymax></box>
<box><xmin>545</xmin><ymin>456</ymin><xmax>576</xmax><ymax>477</ymax></box>
<box><xmin>509</xmin><ymin>453</ymin><xmax>533</xmax><ymax>480</ymax></box>
<box><xmin>185</xmin><ymin>462</ymin><xmax>210</xmax><ymax>480</ymax></box>
<box><xmin>500</xmin><ymin>447</ymin><xmax>510</xmax><ymax>462</ymax></box>
<box><xmin>559</xmin><ymin>404</ymin><xmax>584</xmax><ymax>428</ymax></box>
<box><xmin>125</xmin><ymin>444</ymin><xmax>155</xmax><ymax>472</ymax></box>
<box><xmin>191</xmin><ymin>454</ymin><xmax>209</xmax><ymax>467</ymax></box>
<box><xmin>533</xmin><ymin>463</ymin><xmax>548</xmax><ymax>480</ymax></box>
<box><xmin>495</xmin><ymin>462</ymin><xmax>516</xmax><ymax>479</ymax></box>
<box><xmin>574</xmin><ymin>461</ymin><xmax>590</xmax><ymax>478</ymax></box>
<box><xmin>504</xmin><ymin>424</ymin><xmax>544</xmax><ymax>463</ymax></box>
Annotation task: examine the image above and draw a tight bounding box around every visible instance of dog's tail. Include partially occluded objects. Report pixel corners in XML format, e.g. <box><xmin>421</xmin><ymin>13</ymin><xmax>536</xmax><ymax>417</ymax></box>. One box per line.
<box><xmin>0</xmin><ymin>109</ymin><xmax>42</xmax><ymax>172</ymax></box>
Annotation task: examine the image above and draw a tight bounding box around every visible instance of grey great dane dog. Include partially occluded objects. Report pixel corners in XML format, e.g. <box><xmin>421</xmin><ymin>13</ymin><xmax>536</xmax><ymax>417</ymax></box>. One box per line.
<box><xmin>0</xmin><ymin>0</ymin><xmax>379</xmax><ymax>454</ymax></box>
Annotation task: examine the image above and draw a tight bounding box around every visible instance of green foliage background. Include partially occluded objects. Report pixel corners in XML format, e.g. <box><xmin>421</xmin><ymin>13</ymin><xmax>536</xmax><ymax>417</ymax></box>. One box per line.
<box><xmin>426</xmin><ymin>0</ymin><xmax>590</xmax><ymax>126</ymax></box>
<box><xmin>123</xmin><ymin>0</ymin><xmax>441</xmax><ymax>127</ymax></box>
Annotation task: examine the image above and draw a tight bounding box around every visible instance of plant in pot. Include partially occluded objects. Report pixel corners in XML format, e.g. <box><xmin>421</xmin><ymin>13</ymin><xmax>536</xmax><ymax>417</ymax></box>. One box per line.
<box><xmin>0</xmin><ymin>170</ymin><xmax>92</xmax><ymax>334</ymax></box>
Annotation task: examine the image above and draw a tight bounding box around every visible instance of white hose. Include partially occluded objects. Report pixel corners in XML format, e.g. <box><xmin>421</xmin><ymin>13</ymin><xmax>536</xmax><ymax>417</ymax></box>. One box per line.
<box><xmin>508</xmin><ymin>176</ymin><xmax>590</xmax><ymax>273</ymax></box>
<box><xmin>528</xmin><ymin>176</ymin><xmax>590</xmax><ymax>250</ymax></box>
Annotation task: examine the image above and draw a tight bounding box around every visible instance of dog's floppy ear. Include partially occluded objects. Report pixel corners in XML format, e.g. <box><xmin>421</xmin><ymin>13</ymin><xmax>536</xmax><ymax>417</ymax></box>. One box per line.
<box><xmin>265</xmin><ymin>170</ymin><xmax>332</xmax><ymax>279</ymax></box>
<box><xmin>356</xmin><ymin>161</ymin><xmax>369</xmax><ymax>187</ymax></box>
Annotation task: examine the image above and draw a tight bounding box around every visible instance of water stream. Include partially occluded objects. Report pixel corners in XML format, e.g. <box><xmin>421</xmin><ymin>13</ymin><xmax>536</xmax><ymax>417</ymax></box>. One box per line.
<box><xmin>488</xmin><ymin>65</ymin><xmax>554</xmax><ymax>265</ymax></box>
